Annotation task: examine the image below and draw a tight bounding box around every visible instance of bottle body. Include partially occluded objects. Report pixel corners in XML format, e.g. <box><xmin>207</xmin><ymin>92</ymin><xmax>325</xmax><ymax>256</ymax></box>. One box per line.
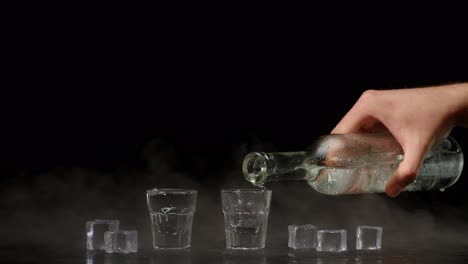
<box><xmin>242</xmin><ymin>133</ymin><xmax>463</xmax><ymax>195</ymax></box>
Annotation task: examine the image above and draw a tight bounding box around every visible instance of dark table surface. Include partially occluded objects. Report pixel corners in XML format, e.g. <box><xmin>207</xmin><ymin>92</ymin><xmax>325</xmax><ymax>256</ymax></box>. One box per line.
<box><xmin>2</xmin><ymin>245</ymin><xmax>468</xmax><ymax>264</ymax></box>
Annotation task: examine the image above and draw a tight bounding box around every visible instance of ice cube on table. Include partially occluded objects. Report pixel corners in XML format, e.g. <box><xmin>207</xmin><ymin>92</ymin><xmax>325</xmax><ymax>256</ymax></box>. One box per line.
<box><xmin>104</xmin><ymin>230</ymin><xmax>138</xmax><ymax>254</ymax></box>
<box><xmin>356</xmin><ymin>226</ymin><xmax>382</xmax><ymax>250</ymax></box>
<box><xmin>288</xmin><ymin>224</ymin><xmax>318</xmax><ymax>249</ymax></box>
<box><xmin>316</xmin><ymin>230</ymin><xmax>347</xmax><ymax>252</ymax></box>
<box><xmin>86</xmin><ymin>220</ymin><xmax>120</xmax><ymax>251</ymax></box>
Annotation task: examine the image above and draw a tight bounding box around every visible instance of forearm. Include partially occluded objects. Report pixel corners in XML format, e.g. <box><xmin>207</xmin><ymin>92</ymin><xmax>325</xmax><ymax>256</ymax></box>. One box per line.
<box><xmin>416</xmin><ymin>83</ymin><xmax>468</xmax><ymax>128</ymax></box>
<box><xmin>450</xmin><ymin>83</ymin><xmax>468</xmax><ymax>127</ymax></box>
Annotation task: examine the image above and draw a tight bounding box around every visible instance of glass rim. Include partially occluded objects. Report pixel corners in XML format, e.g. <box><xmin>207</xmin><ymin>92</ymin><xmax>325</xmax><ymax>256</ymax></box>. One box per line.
<box><xmin>146</xmin><ymin>188</ymin><xmax>198</xmax><ymax>195</ymax></box>
<box><xmin>221</xmin><ymin>189</ymin><xmax>271</xmax><ymax>194</ymax></box>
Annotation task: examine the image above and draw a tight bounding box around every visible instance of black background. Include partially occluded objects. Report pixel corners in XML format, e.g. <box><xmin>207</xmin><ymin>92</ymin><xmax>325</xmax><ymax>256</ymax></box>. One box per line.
<box><xmin>1</xmin><ymin>11</ymin><xmax>468</xmax><ymax>263</ymax></box>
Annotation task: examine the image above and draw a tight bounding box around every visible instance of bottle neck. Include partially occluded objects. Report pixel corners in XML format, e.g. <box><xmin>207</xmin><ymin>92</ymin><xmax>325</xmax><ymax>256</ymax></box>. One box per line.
<box><xmin>242</xmin><ymin>151</ymin><xmax>310</xmax><ymax>186</ymax></box>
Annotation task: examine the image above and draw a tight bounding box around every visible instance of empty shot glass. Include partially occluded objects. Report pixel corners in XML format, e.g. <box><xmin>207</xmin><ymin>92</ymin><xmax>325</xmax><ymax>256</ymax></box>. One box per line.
<box><xmin>221</xmin><ymin>189</ymin><xmax>272</xmax><ymax>249</ymax></box>
<box><xmin>146</xmin><ymin>188</ymin><xmax>198</xmax><ymax>249</ymax></box>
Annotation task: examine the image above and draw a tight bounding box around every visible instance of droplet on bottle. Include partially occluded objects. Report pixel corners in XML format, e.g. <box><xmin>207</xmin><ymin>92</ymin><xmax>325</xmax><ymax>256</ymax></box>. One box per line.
<box><xmin>396</xmin><ymin>154</ymin><xmax>404</xmax><ymax>161</ymax></box>
<box><xmin>440</xmin><ymin>188</ymin><xmax>445</xmax><ymax>192</ymax></box>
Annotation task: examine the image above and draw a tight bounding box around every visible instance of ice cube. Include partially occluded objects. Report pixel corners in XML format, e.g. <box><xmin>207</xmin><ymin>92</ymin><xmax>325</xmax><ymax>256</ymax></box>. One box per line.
<box><xmin>356</xmin><ymin>226</ymin><xmax>382</xmax><ymax>250</ymax></box>
<box><xmin>86</xmin><ymin>220</ymin><xmax>119</xmax><ymax>250</ymax></box>
<box><xmin>316</xmin><ymin>230</ymin><xmax>347</xmax><ymax>252</ymax></box>
<box><xmin>288</xmin><ymin>224</ymin><xmax>318</xmax><ymax>249</ymax></box>
<box><xmin>104</xmin><ymin>230</ymin><xmax>138</xmax><ymax>254</ymax></box>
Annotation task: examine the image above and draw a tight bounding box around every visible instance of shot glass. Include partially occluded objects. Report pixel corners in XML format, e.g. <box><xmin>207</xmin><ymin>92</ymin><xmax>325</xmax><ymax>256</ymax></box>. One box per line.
<box><xmin>146</xmin><ymin>188</ymin><xmax>198</xmax><ymax>249</ymax></box>
<box><xmin>221</xmin><ymin>189</ymin><xmax>272</xmax><ymax>249</ymax></box>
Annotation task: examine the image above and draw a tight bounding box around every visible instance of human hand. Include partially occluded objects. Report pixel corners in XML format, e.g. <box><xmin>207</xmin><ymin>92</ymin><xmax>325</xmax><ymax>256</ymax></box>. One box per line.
<box><xmin>331</xmin><ymin>84</ymin><xmax>468</xmax><ymax>197</ymax></box>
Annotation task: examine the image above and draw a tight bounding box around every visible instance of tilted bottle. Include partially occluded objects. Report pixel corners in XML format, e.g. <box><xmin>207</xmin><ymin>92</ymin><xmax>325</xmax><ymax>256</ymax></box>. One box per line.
<box><xmin>242</xmin><ymin>133</ymin><xmax>463</xmax><ymax>195</ymax></box>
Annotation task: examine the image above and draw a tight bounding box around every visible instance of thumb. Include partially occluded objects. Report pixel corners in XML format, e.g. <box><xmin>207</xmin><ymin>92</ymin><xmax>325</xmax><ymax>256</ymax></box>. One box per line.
<box><xmin>385</xmin><ymin>143</ymin><xmax>428</xmax><ymax>197</ymax></box>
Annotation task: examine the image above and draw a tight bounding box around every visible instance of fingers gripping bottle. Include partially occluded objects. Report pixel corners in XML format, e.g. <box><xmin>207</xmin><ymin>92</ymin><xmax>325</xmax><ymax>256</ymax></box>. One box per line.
<box><xmin>242</xmin><ymin>133</ymin><xmax>463</xmax><ymax>195</ymax></box>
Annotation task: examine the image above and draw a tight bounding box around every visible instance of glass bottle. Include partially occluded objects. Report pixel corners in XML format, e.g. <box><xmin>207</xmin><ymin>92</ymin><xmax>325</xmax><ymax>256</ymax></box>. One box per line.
<box><xmin>242</xmin><ymin>133</ymin><xmax>464</xmax><ymax>195</ymax></box>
